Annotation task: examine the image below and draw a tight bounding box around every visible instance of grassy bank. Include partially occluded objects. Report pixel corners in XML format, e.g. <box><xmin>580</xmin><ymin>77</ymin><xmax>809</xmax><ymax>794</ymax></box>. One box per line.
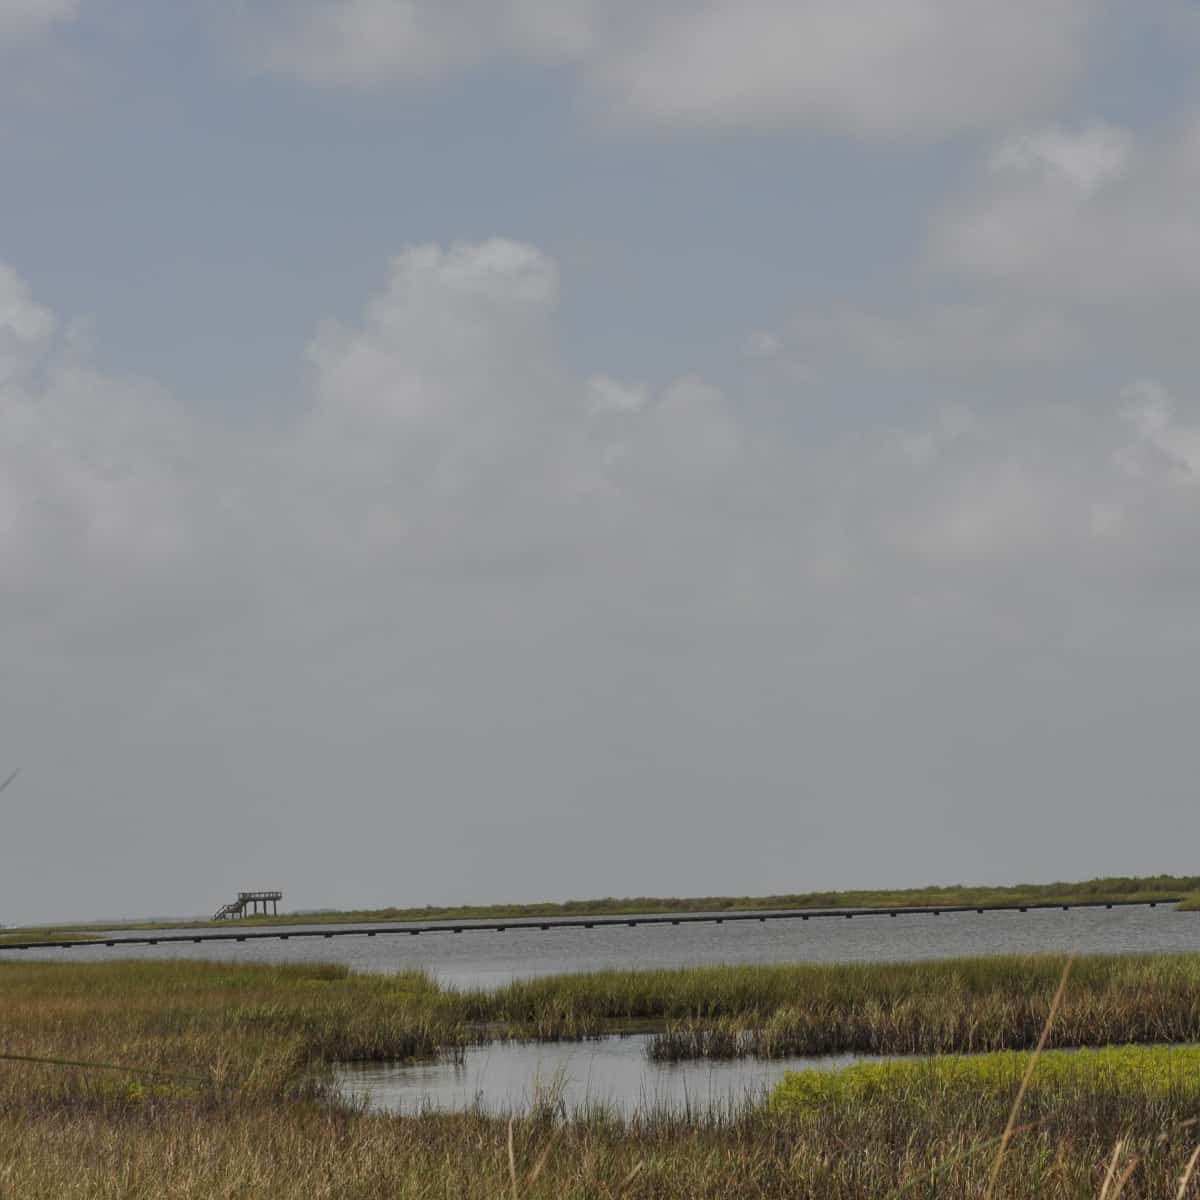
<box><xmin>2</xmin><ymin>957</ymin><xmax>1200</xmax><ymax>1195</ymax></box>
<box><xmin>39</xmin><ymin>871</ymin><xmax>1199</xmax><ymax>932</ymax></box>
<box><xmin>464</xmin><ymin>954</ymin><xmax>1200</xmax><ymax>1055</ymax></box>
<box><xmin>7</xmin><ymin>952</ymin><xmax>1200</xmax><ymax>1068</ymax></box>
<box><xmin>0</xmin><ymin>927</ymin><xmax>97</xmax><ymax>945</ymax></box>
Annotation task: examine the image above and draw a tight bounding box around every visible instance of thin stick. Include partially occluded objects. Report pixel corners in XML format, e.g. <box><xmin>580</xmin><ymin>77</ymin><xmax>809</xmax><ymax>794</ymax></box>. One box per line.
<box><xmin>984</xmin><ymin>954</ymin><xmax>1075</xmax><ymax>1200</ymax></box>
<box><xmin>508</xmin><ymin>1117</ymin><xmax>519</xmax><ymax>1200</ymax></box>
<box><xmin>1109</xmin><ymin>1155</ymin><xmax>1141</xmax><ymax>1200</ymax></box>
<box><xmin>0</xmin><ymin>1050</ymin><xmax>208</xmax><ymax>1085</ymax></box>
<box><xmin>1177</xmin><ymin>1144</ymin><xmax>1200</xmax><ymax>1199</ymax></box>
<box><xmin>1098</xmin><ymin>1140</ymin><xmax>1125</xmax><ymax>1200</ymax></box>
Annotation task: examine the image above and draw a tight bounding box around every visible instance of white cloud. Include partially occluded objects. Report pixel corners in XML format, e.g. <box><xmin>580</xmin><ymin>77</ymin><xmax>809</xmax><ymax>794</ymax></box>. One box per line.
<box><xmin>743</xmin><ymin>331</ymin><xmax>780</xmax><ymax>360</ymax></box>
<box><xmin>896</xmin><ymin>405</ymin><xmax>976</xmax><ymax>468</ymax></box>
<box><xmin>0</xmin><ymin>0</ymin><xmax>77</xmax><ymax>48</ymax></box>
<box><xmin>1120</xmin><ymin>378</ymin><xmax>1200</xmax><ymax>485</ymax></box>
<box><xmin>894</xmin><ymin>460</ymin><xmax>1060</xmax><ymax>563</ymax></box>
<box><xmin>652</xmin><ymin>377</ymin><xmax>741</xmax><ymax>475</ymax></box>
<box><xmin>937</xmin><ymin>116</ymin><xmax>1200</xmax><ymax>298</ymax></box>
<box><xmin>288</xmin><ymin>238</ymin><xmax>742</xmax><ymax>555</ymax></box>
<box><xmin>235</xmin><ymin>0</ymin><xmax>1092</xmax><ymax>140</ymax></box>
<box><xmin>990</xmin><ymin>123</ymin><xmax>1131</xmax><ymax>193</ymax></box>
<box><xmin>231</xmin><ymin>0</ymin><xmax>595</xmax><ymax>91</ymax></box>
<box><xmin>587</xmin><ymin>374</ymin><xmax>647</xmax><ymax>414</ymax></box>
<box><xmin>778</xmin><ymin>301</ymin><xmax>1079</xmax><ymax>374</ymax></box>
<box><xmin>293</xmin><ymin>239</ymin><xmax>561</xmax><ymax>509</ymax></box>
<box><xmin>0</xmin><ymin>264</ymin><xmax>55</xmax><ymax>384</ymax></box>
<box><xmin>0</xmin><ymin>264</ymin><xmax>191</xmax><ymax>594</ymax></box>
<box><xmin>0</xmin><ymin>0</ymin><xmax>80</xmax><ymax>105</ymax></box>
<box><xmin>590</xmin><ymin>0</ymin><xmax>1090</xmax><ymax>139</ymax></box>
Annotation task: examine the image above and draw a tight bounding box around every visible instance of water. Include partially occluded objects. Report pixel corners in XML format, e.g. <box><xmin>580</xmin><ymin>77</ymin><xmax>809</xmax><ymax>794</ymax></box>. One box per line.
<box><xmin>11</xmin><ymin>905</ymin><xmax>1198</xmax><ymax>989</ymax></box>
<box><xmin>338</xmin><ymin>1033</ymin><xmax>863</xmax><ymax>1117</ymax></box>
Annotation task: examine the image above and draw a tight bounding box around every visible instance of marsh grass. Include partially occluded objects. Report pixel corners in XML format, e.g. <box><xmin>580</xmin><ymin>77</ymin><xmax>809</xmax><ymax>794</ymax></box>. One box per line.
<box><xmin>771</xmin><ymin>1045</ymin><xmax>1200</xmax><ymax>1154</ymax></box>
<box><xmin>4</xmin><ymin>955</ymin><xmax>1200</xmax><ymax>1195</ymax></box>
<box><xmin>0</xmin><ymin>1095</ymin><xmax>1199</xmax><ymax>1197</ymax></box>
<box><xmin>460</xmin><ymin>954</ymin><xmax>1200</xmax><ymax>1057</ymax></box>
<box><xmin>0</xmin><ymin>959</ymin><xmax>465</xmax><ymax>1109</ymax></box>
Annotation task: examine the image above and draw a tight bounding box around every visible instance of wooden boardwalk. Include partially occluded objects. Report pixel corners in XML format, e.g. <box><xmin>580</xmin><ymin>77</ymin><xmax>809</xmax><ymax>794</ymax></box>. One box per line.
<box><xmin>0</xmin><ymin>898</ymin><xmax>1181</xmax><ymax>952</ymax></box>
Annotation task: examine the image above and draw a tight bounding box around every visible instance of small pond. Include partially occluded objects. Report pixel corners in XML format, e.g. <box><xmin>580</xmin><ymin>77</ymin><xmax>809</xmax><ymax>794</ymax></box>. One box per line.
<box><xmin>338</xmin><ymin>1034</ymin><xmax>866</xmax><ymax>1117</ymax></box>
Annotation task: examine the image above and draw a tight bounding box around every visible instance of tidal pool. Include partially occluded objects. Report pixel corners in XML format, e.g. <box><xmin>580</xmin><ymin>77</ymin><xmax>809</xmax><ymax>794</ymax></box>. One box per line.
<box><xmin>338</xmin><ymin>1033</ymin><xmax>864</xmax><ymax>1117</ymax></box>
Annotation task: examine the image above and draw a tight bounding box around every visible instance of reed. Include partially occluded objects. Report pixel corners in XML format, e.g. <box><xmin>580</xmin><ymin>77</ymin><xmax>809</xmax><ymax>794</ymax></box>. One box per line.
<box><xmin>465</xmin><ymin>954</ymin><xmax>1200</xmax><ymax>1056</ymax></box>
<box><xmin>0</xmin><ymin>1092</ymin><xmax>1194</xmax><ymax>1196</ymax></box>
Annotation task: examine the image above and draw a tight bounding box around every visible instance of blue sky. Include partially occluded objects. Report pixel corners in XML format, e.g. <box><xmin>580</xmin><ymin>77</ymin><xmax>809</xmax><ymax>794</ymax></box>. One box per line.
<box><xmin>4</xmin><ymin>2</ymin><xmax>1200</xmax><ymax>922</ymax></box>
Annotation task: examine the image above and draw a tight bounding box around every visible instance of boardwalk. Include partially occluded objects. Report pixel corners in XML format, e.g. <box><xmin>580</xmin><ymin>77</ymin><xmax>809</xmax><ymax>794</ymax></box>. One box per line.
<box><xmin>0</xmin><ymin>898</ymin><xmax>1178</xmax><ymax>952</ymax></box>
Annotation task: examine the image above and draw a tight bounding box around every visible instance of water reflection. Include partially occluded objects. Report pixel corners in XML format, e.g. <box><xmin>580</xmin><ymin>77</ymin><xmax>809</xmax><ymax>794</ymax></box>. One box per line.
<box><xmin>338</xmin><ymin>1034</ymin><xmax>863</xmax><ymax>1117</ymax></box>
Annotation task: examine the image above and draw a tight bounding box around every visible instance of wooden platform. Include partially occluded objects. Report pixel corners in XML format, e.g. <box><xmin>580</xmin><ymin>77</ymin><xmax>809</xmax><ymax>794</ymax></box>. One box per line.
<box><xmin>211</xmin><ymin>891</ymin><xmax>283</xmax><ymax>920</ymax></box>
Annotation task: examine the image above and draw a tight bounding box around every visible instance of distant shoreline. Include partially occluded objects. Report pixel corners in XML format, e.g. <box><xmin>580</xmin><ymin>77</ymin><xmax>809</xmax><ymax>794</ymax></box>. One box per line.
<box><xmin>13</xmin><ymin>872</ymin><xmax>1200</xmax><ymax>935</ymax></box>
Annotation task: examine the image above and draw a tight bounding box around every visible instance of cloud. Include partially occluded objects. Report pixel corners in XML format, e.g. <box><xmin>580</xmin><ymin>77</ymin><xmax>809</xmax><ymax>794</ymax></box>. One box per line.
<box><xmin>768</xmin><ymin>301</ymin><xmax>1079</xmax><ymax>376</ymax></box>
<box><xmin>230</xmin><ymin>0</ymin><xmax>595</xmax><ymax>91</ymax></box>
<box><xmin>937</xmin><ymin>117</ymin><xmax>1200</xmax><ymax>298</ymax></box>
<box><xmin>895</xmin><ymin>405</ymin><xmax>976</xmax><ymax>468</ymax></box>
<box><xmin>989</xmin><ymin>122</ymin><xmax>1132</xmax><ymax>193</ymax></box>
<box><xmin>286</xmin><ymin>238</ymin><xmax>744</xmax><ymax>562</ymax></box>
<box><xmin>0</xmin><ymin>264</ymin><xmax>191</xmax><ymax>599</ymax></box>
<box><xmin>233</xmin><ymin>0</ymin><xmax>1093</xmax><ymax>140</ymax></box>
<box><xmin>587</xmin><ymin>374</ymin><xmax>647</xmax><ymax>415</ymax></box>
<box><xmin>10</xmin><ymin>237</ymin><xmax>1200</xmax><ymax>914</ymax></box>
<box><xmin>288</xmin><ymin>239</ymin><xmax>566</xmax><ymax>551</ymax></box>
<box><xmin>0</xmin><ymin>264</ymin><xmax>55</xmax><ymax>383</ymax></box>
<box><xmin>588</xmin><ymin>0</ymin><xmax>1091</xmax><ymax>139</ymax></box>
<box><xmin>0</xmin><ymin>0</ymin><xmax>78</xmax><ymax>48</ymax></box>
<box><xmin>1120</xmin><ymin>378</ymin><xmax>1200</xmax><ymax>485</ymax></box>
<box><xmin>891</xmin><ymin>459</ymin><xmax>1063</xmax><ymax>563</ymax></box>
<box><xmin>0</xmin><ymin>0</ymin><xmax>80</xmax><ymax>105</ymax></box>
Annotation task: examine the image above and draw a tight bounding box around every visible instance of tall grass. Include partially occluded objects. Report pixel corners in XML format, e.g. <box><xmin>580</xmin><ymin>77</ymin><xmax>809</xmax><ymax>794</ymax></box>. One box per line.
<box><xmin>0</xmin><ymin>1094</ymin><xmax>1196</xmax><ymax>1196</ymax></box>
<box><xmin>461</xmin><ymin>954</ymin><xmax>1200</xmax><ymax>1057</ymax></box>
<box><xmin>0</xmin><ymin>959</ymin><xmax>463</xmax><ymax>1107</ymax></box>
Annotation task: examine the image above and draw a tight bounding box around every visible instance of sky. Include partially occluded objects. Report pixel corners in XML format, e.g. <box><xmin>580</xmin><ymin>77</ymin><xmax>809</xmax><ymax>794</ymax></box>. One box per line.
<box><xmin>3</xmin><ymin>2</ymin><xmax>1200</xmax><ymax>923</ymax></box>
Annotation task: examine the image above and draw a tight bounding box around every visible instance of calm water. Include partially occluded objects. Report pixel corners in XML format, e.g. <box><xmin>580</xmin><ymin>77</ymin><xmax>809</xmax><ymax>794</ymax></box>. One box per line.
<box><xmin>338</xmin><ymin>1034</ymin><xmax>864</xmax><ymax>1117</ymax></box>
<box><xmin>10</xmin><ymin>905</ymin><xmax>1199</xmax><ymax>989</ymax></box>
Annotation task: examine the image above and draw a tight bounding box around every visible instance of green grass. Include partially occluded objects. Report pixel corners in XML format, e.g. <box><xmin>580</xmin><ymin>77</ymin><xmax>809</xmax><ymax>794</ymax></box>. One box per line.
<box><xmin>0</xmin><ymin>927</ymin><xmax>98</xmax><ymax>945</ymax></box>
<box><xmin>772</xmin><ymin>1043</ymin><xmax>1200</xmax><ymax>1115</ymax></box>
<box><xmin>31</xmin><ymin>871</ymin><xmax>1198</xmax><ymax>933</ymax></box>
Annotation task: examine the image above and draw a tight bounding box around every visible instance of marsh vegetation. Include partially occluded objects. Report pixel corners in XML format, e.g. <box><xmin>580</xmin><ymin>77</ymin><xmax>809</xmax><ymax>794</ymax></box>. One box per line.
<box><xmin>4</xmin><ymin>953</ymin><xmax>1200</xmax><ymax>1195</ymax></box>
